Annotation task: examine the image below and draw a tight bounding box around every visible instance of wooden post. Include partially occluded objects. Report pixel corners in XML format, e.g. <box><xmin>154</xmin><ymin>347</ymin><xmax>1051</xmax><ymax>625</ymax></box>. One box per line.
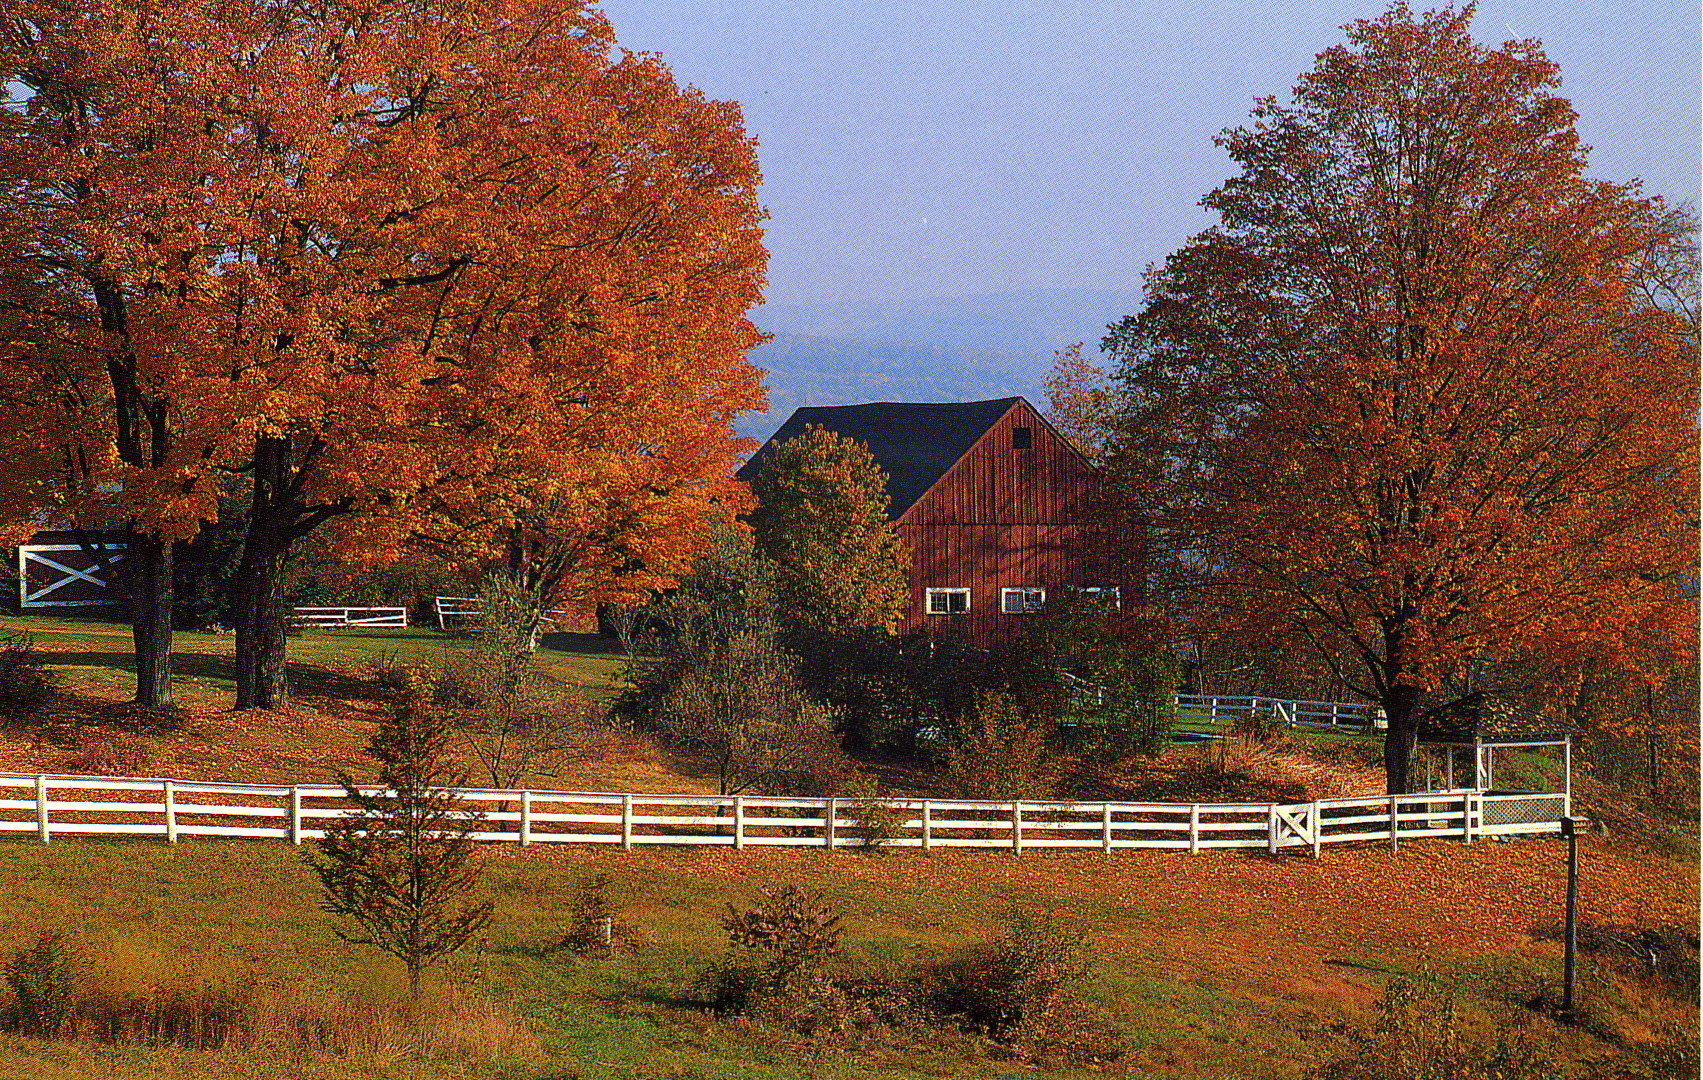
<box><xmin>1267</xmin><ymin>804</ymin><xmax>1279</xmax><ymax>855</ymax></box>
<box><xmin>163</xmin><ymin>780</ymin><xmax>177</xmax><ymax>844</ymax></box>
<box><xmin>519</xmin><ymin>790</ymin><xmax>532</xmax><ymax>847</ymax></box>
<box><xmin>1562</xmin><ymin>740</ymin><xmax>1572</xmax><ymax>818</ymax></box>
<box><xmin>35</xmin><ymin>775</ymin><xmax>49</xmax><ymax>844</ymax></box>
<box><xmin>1562</xmin><ymin>816</ymin><xmax>1579</xmax><ymax>1012</ymax></box>
<box><xmin>1011</xmin><ymin>802</ymin><xmax>1023</xmax><ymax>853</ymax></box>
<box><xmin>920</xmin><ymin>800</ymin><xmax>931</xmax><ymax>851</ymax></box>
<box><xmin>289</xmin><ymin>787</ymin><xmax>303</xmax><ymax>845</ymax></box>
<box><xmin>620</xmin><ymin>794</ymin><xmax>634</xmax><ymax>851</ymax></box>
<box><xmin>1461</xmin><ymin>791</ymin><xmax>1473</xmax><ymax>845</ymax></box>
<box><xmin>1101</xmin><ymin>803</ymin><xmax>1113</xmax><ymax>854</ymax></box>
<box><xmin>1189</xmin><ymin>804</ymin><xmax>1201</xmax><ymax>855</ymax></box>
<box><xmin>733</xmin><ymin>796</ymin><xmax>745</xmax><ymax>851</ymax></box>
<box><xmin>1389</xmin><ymin>795</ymin><xmax>1399</xmax><ymax>852</ymax></box>
<box><xmin>824</xmin><ymin>797</ymin><xmax>837</xmax><ymax>849</ymax></box>
<box><xmin>1310</xmin><ymin>800</ymin><xmax>1321</xmax><ymax>857</ymax></box>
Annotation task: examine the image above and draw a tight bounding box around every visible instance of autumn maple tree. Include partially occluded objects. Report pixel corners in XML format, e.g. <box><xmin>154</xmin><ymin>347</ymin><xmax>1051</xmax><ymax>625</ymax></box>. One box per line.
<box><xmin>1087</xmin><ymin>3</ymin><xmax>1698</xmax><ymax>792</ymax></box>
<box><xmin>0</xmin><ymin>0</ymin><xmax>766</xmax><ymax>709</ymax></box>
<box><xmin>749</xmin><ymin>425</ymin><xmax>910</xmax><ymax>636</ymax></box>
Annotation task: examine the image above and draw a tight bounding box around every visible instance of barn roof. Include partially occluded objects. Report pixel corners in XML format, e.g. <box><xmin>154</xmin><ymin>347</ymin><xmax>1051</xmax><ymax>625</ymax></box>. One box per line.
<box><xmin>737</xmin><ymin>398</ymin><xmax>1023</xmax><ymax>518</ymax></box>
<box><xmin>1417</xmin><ymin>692</ymin><xmax>1582</xmax><ymax>744</ymax></box>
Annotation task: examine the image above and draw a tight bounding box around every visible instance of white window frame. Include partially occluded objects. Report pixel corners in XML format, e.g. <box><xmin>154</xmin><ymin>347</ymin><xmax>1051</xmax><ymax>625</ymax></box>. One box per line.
<box><xmin>1083</xmin><ymin>586</ymin><xmax>1122</xmax><ymax>611</ymax></box>
<box><xmin>924</xmin><ymin>587</ymin><xmax>971</xmax><ymax>616</ymax></box>
<box><xmin>1001</xmin><ymin>586</ymin><xmax>1046</xmax><ymax>614</ymax></box>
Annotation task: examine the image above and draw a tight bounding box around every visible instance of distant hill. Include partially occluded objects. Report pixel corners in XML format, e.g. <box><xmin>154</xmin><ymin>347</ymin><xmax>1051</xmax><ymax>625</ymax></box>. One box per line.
<box><xmin>739</xmin><ymin>287</ymin><xmax>1140</xmax><ymax>442</ymax></box>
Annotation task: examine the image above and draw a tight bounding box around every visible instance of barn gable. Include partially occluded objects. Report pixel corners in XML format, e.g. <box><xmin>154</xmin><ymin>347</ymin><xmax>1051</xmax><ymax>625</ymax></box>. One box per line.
<box><xmin>741</xmin><ymin>397</ymin><xmax>1127</xmax><ymax>645</ymax></box>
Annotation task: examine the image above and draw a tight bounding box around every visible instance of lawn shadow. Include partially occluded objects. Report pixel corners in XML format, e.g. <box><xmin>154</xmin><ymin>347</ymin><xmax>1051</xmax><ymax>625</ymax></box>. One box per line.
<box><xmin>41</xmin><ymin>648</ymin><xmax>379</xmax><ymax>703</ymax></box>
<box><xmin>540</xmin><ymin>631</ymin><xmax>622</xmax><ymax>658</ymax></box>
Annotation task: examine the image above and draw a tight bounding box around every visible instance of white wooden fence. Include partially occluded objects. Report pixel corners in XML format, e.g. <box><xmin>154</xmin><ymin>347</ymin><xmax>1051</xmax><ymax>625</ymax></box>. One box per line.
<box><xmin>1175</xmin><ymin>694</ymin><xmax>1379</xmax><ymax>731</ymax></box>
<box><xmin>0</xmin><ymin>773</ymin><xmax>1567</xmax><ymax>853</ymax></box>
<box><xmin>289</xmin><ymin>606</ymin><xmax>409</xmax><ymax>628</ymax></box>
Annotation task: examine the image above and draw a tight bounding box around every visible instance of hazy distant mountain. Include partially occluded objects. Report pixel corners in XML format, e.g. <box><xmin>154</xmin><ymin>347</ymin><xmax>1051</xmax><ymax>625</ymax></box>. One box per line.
<box><xmin>739</xmin><ymin>287</ymin><xmax>1140</xmax><ymax>442</ymax></box>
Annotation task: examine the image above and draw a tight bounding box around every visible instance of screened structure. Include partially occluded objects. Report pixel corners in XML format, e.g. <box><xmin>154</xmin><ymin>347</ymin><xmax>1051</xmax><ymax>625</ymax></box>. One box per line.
<box><xmin>1417</xmin><ymin>692</ymin><xmax>1580</xmax><ymax>814</ymax></box>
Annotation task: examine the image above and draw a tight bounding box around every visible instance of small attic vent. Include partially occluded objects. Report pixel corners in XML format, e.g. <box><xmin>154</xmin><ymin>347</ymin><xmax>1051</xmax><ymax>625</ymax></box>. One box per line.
<box><xmin>1012</xmin><ymin>426</ymin><xmax>1032</xmax><ymax>450</ymax></box>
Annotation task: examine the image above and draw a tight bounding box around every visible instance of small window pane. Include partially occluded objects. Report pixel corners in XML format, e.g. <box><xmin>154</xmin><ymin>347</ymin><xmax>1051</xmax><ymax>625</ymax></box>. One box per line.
<box><xmin>1001</xmin><ymin>587</ymin><xmax>1045</xmax><ymax>614</ymax></box>
<box><xmin>1013</xmin><ymin>426</ymin><xmax>1032</xmax><ymax>450</ymax></box>
<box><xmin>926</xmin><ymin>588</ymin><xmax>970</xmax><ymax>615</ymax></box>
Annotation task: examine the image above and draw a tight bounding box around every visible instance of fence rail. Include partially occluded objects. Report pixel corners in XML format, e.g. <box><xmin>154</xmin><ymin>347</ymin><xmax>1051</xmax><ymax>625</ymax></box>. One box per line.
<box><xmin>289</xmin><ymin>606</ymin><xmax>409</xmax><ymax>628</ymax></box>
<box><xmin>0</xmin><ymin>773</ymin><xmax>1566</xmax><ymax>853</ymax></box>
<box><xmin>1175</xmin><ymin>694</ymin><xmax>1379</xmax><ymax>731</ymax></box>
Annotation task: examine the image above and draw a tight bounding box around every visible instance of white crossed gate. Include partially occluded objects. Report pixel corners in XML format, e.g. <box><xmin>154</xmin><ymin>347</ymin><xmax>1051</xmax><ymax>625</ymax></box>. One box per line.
<box><xmin>17</xmin><ymin>544</ymin><xmax>126</xmax><ymax>608</ymax></box>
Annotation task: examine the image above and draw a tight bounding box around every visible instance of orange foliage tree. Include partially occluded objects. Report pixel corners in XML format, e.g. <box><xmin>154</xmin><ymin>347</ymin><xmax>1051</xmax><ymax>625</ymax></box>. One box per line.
<box><xmin>1094</xmin><ymin>4</ymin><xmax>1698</xmax><ymax>792</ymax></box>
<box><xmin>0</xmin><ymin>0</ymin><xmax>766</xmax><ymax>709</ymax></box>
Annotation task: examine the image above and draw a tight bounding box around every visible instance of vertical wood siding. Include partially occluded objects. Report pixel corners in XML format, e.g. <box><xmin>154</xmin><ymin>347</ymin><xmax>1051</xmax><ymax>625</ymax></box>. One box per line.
<box><xmin>896</xmin><ymin>400</ymin><xmax>1130</xmax><ymax>645</ymax></box>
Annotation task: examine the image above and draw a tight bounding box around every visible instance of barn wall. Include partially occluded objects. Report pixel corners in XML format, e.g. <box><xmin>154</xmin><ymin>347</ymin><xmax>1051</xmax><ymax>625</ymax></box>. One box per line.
<box><xmin>895</xmin><ymin>400</ymin><xmax>1132</xmax><ymax>645</ymax></box>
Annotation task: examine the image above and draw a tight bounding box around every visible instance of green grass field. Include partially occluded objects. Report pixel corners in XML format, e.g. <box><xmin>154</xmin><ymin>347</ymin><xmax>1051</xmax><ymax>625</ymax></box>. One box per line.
<box><xmin>0</xmin><ymin>833</ymin><xmax>1692</xmax><ymax>1080</ymax></box>
<box><xmin>1</xmin><ymin>613</ymin><xmax>628</xmax><ymax>711</ymax></box>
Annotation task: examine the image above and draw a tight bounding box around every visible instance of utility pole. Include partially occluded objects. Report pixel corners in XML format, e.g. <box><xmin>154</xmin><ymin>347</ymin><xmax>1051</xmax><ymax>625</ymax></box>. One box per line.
<box><xmin>1560</xmin><ymin>815</ymin><xmax>1579</xmax><ymax>1013</ymax></box>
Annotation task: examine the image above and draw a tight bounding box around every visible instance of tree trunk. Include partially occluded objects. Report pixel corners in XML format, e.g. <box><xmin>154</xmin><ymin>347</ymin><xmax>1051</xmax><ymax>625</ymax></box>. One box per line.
<box><xmin>1381</xmin><ymin>684</ymin><xmax>1424</xmax><ymax>795</ymax></box>
<box><xmin>126</xmin><ymin>533</ymin><xmax>176</xmax><ymax>710</ymax></box>
<box><xmin>234</xmin><ymin>439</ymin><xmax>298</xmax><ymax>710</ymax></box>
<box><xmin>234</xmin><ymin>521</ymin><xmax>292</xmax><ymax>710</ymax></box>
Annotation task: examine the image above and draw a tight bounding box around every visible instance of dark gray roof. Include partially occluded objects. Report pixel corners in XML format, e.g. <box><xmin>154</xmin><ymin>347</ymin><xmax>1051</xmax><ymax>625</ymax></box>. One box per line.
<box><xmin>737</xmin><ymin>398</ymin><xmax>1023</xmax><ymax>518</ymax></box>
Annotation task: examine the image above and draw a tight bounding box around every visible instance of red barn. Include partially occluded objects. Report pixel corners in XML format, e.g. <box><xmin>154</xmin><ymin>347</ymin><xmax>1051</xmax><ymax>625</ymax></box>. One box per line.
<box><xmin>740</xmin><ymin>397</ymin><xmax>1132</xmax><ymax>646</ymax></box>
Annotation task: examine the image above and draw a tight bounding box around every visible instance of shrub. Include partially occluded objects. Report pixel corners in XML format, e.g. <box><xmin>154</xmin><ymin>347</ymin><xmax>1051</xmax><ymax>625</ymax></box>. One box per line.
<box><xmin>4</xmin><ymin>931</ymin><xmax>83</xmax><ymax>1038</ymax></box>
<box><xmin>921</xmin><ymin>909</ymin><xmax>1121</xmax><ymax>1064</ymax></box>
<box><xmin>842</xmin><ymin>775</ymin><xmax>909</xmax><ymax>851</ymax></box>
<box><xmin>1231</xmin><ymin>706</ymin><xmax>1288</xmax><ymax>743</ymax></box>
<box><xmin>942</xmin><ymin>691</ymin><xmax>1061</xmax><ymax>800</ymax></box>
<box><xmin>0</xmin><ymin>630</ymin><xmax>54</xmax><ymax>725</ymax></box>
<box><xmin>1306</xmin><ymin>974</ymin><xmax>1560</xmax><ymax>1080</ymax></box>
<box><xmin>558</xmin><ymin>874</ymin><xmax>643</xmax><ymax>958</ymax></box>
<box><xmin>699</xmin><ymin>885</ymin><xmax>862</xmax><ymax>1038</ymax></box>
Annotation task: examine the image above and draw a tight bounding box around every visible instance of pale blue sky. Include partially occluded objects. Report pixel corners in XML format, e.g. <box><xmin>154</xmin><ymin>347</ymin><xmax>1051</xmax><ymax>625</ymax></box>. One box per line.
<box><xmin>601</xmin><ymin>1</ymin><xmax>1700</xmax><ymax>311</ymax></box>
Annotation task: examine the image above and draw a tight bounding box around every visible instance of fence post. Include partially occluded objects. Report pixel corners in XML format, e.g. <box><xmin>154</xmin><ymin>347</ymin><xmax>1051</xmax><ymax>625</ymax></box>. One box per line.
<box><xmin>1189</xmin><ymin>804</ymin><xmax>1201</xmax><ymax>855</ymax></box>
<box><xmin>1461</xmin><ymin>792</ymin><xmax>1473</xmax><ymax>845</ymax></box>
<box><xmin>519</xmin><ymin>790</ymin><xmax>532</xmax><ymax>847</ymax></box>
<box><xmin>289</xmin><ymin>787</ymin><xmax>303</xmax><ymax>845</ymax></box>
<box><xmin>920</xmin><ymin>801</ymin><xmax>931</xmax><ymax>851</ymax></box>
<box><xmin>163</xmin><ymin>780</ymin><xmax>177</xmax><ymax>844</ymax></box>
<box><xmin>1310</xmin><ymin>800</ymin><xmax>1321</xmax><ymax>857</ymax></box>
<box><xmin>1101</xmin><ymin>803</ymin><xmax>1113</xmax><ymax>854</ymax></box>
<box><xmin>733</xmin><ymin>796</ymin><xmax>745</xmax><ymax>851</ymax></box>
<box><xmin>1011</xmin><ymin>802</ymin><xmax>1023</xmax><ymax>853</ymax></box>
<box><xmin>35</xmin><ymin>775</ymin><xmax>49</xmax><ymax>844</ymax></box>
<box><xmin>621</xmin><ymin>794</ymin><xmax>633</xmax><ymax>851</ymax></box>
<box><xmin>1388</xmin><ymin>795</ymin><xmax>1399</xmax><ymax>852</ymax></box>
<box><xmin>824</xmin><ymin>798</ymin><xmax>837</xmax><ymax>849</ymax></box>
<box><xmin>1267</xmin><ymin>804</ymin><xmax>1279</xmax><ymax>855</ymax></box>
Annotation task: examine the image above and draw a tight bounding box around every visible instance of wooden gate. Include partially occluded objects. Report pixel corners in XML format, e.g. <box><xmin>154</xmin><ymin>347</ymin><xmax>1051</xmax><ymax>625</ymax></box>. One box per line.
<box><xmin>17</xmin><ymin>544</ymin><xmax>126</xmax><ymax>607</ymax></box>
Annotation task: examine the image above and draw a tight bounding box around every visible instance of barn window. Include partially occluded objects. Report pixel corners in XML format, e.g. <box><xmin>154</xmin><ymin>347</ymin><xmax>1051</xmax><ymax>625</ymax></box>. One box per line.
<box><xmin>1012</xmin><ymin>426</ymin><xmax>1032</xmax><ymax>450</ymax></box>
<box><xmin>925</xmin><ymin>588</ymin><xmax>970</xmax><ymax>616</ymax></box>
<box><xmin>1001</xmin><ymin>587</ymin><xmax>1046</xmax><ymax>614</ymax></box>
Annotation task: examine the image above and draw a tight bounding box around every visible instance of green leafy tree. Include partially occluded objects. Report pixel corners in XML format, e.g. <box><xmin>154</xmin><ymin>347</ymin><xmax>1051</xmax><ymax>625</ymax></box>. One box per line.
<box><xmin>750</xmin><ymin>426</ymin><xmax>909</xmax><ymax>636</ymax></box>
<box><xmin>310</xmin><ymin>676</ymin><xmax>493</xmax><ymax>993</ymax></box>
